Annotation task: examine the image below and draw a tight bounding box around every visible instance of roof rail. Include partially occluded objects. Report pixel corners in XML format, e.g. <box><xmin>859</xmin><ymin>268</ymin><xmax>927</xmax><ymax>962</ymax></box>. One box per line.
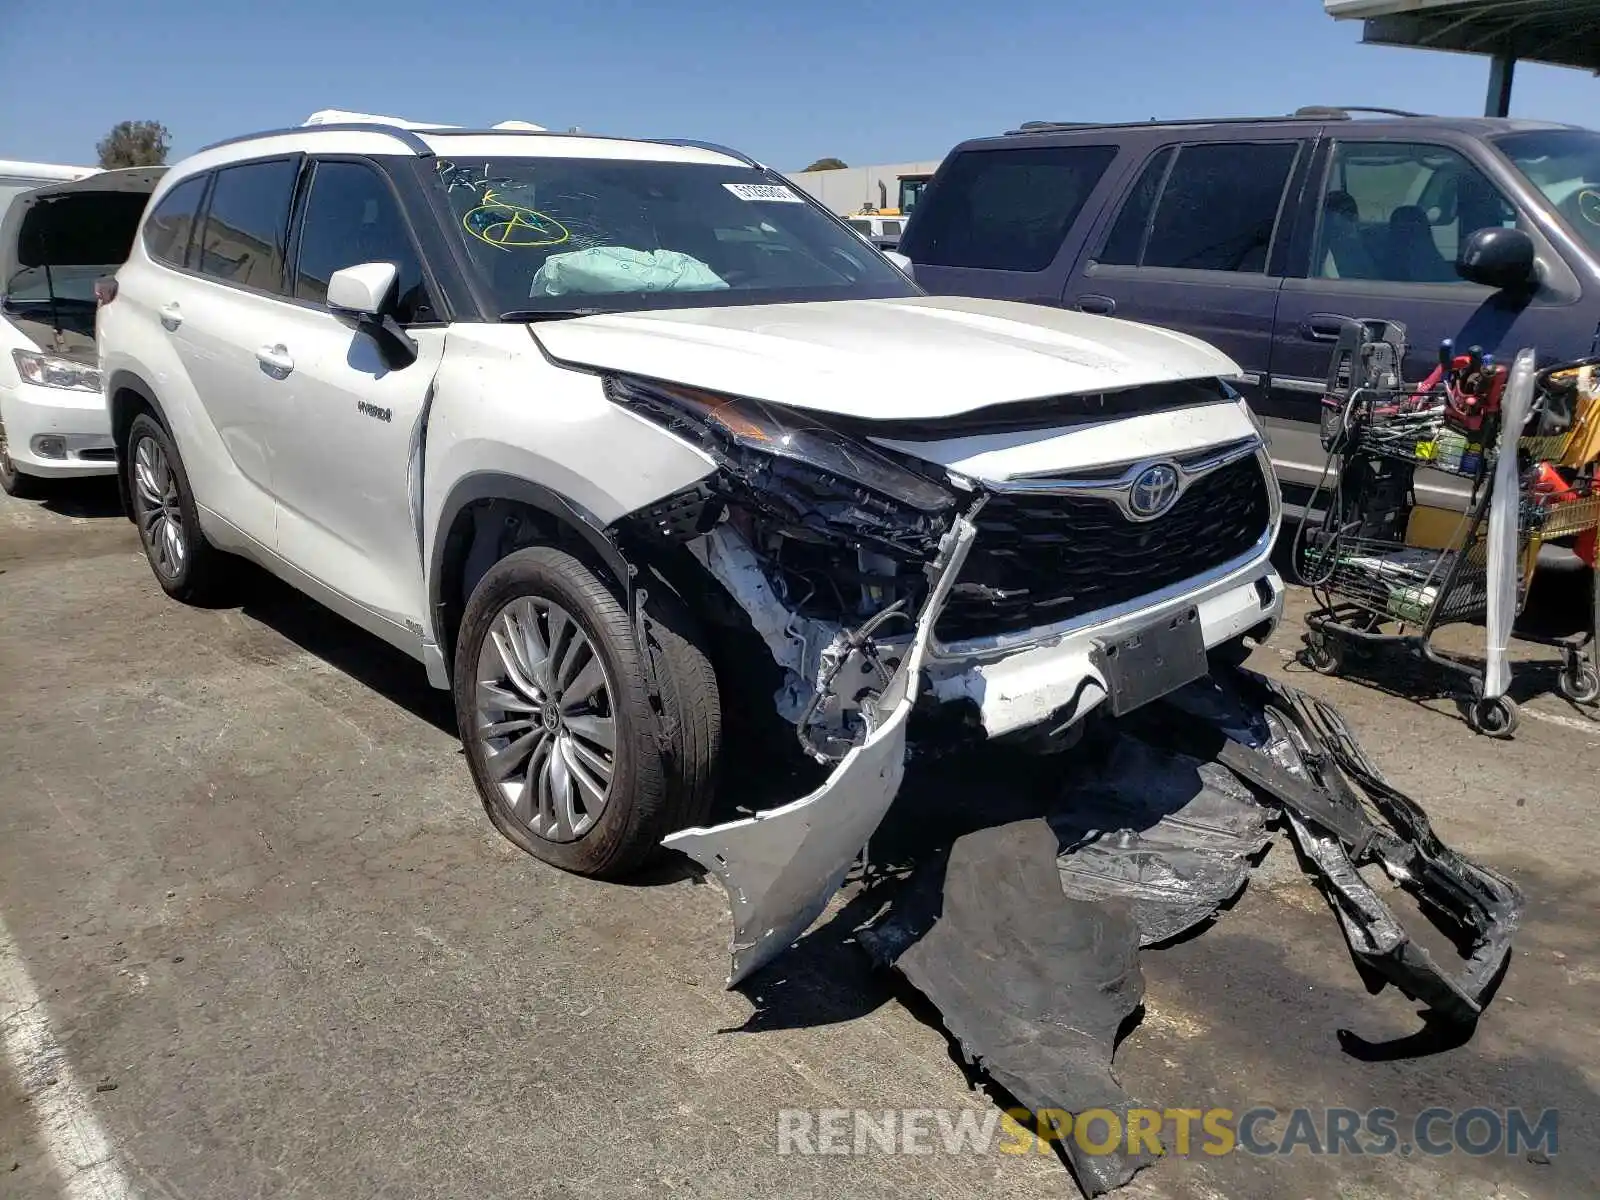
<box><xmin>1004</xmin><ymin>112</ymin><xmax>1331</xmax><ymax>136</ymax></box>
<box><xmin>198</xmin><ymin>122</ymin><xmax>436</xmax><ymax>156</ymax></box>
<box><xmin>1005</xmin><ymin>106</ymin><xmax>1432</xmax><ymax>137</ymax></box>
<box><xmin>1293</xmin><ymin>105</ymin><xmax>1429</xmax><ymax>118</ymax></box>
<box><xmin>649</xmin><ymin>138</ymin><xmax>764</xmax><ymax>169</ymax></box>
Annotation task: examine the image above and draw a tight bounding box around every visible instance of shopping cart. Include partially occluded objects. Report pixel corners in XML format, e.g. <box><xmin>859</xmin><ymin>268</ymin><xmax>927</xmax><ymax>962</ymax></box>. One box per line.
<box><xmin>1294</xmin><ymin>323</ymin><xmax>1539</xmax><ymax>737</ymax></box>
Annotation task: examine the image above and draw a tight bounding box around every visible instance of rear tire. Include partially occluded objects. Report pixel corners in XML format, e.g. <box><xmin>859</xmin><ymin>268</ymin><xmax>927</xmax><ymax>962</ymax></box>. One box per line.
<box><xmin>125</xmin><ymin>412</ymin><xmax>231</xmax><ymax>604</ymax></box>
<box><xmin>455</xmin><ymin>546</ymin><xmax>720</xmax><ymax>880</ymax></box>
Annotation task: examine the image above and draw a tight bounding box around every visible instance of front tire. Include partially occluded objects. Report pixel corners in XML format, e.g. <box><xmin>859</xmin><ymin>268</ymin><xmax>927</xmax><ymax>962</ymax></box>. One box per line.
<box><xmin>0</xmin><ymin>418</ymin><xmax>45</xmax><ymax>498</ymax></box>
<box><xmin>125</xmin><ymin>412</ymin><xmax>230</xmax><ymax>604</ymax></box>
<box><xmin>455</xmin><ymin>546</ymin><xmax>719</xmax><ymax>880</ymax></box>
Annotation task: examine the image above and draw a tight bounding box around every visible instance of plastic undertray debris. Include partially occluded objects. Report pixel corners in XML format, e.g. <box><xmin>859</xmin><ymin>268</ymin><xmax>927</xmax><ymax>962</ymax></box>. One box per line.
<box><xmin>859</xmin><ymin>667</ymin><xmax>1521</xmax><ymax>1197</ymax></box>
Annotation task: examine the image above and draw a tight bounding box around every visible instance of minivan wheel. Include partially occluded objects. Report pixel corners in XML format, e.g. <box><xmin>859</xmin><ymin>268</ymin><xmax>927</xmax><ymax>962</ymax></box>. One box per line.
<box><xmin>0</xmin><ymin>418</ymin><xmax>44</xmax><ymax>498</ymax></box>
<box><xmin>126</xmin><ymin>412</ymin><xmax>230</xmax><ymax>604</ymax></box>
<box><xmin>455</xmin><ymin>546</ymin><xmax>720</xmax><ymax>880</ymax></box>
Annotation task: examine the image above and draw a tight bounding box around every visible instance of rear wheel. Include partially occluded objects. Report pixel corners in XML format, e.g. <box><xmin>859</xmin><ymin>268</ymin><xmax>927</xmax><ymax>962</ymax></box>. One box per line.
<box><xmin>126</xmin><ymin>412</ymin><xmax>231</xmax><ymax>603</ymax></box>
<box><xmin>1558</xmin><ymin>658</ymin><xmax>1600</xmax><ymax>706</ymax></box>
<box><xmin>455</xmin><ymin>546</ymin><xmax>719</xmax><ymax>879</ymax></box>
<box><xmin>0</xmin><ymin>417</ymin><xmax>45</xmax><ymax>498</ymax></box>
<box><xmin>1303</xmin><ymin>629</ymin><xmax>1345</xmax><ymax>676</ymax></box>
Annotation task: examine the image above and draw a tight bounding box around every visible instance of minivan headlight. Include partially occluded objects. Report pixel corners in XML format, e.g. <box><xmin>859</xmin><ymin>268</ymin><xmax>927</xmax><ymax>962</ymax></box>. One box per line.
<box><xmin>13</xmin><ymin>349</ymin><xmax>101</xmax><ymax>393</ymax></box>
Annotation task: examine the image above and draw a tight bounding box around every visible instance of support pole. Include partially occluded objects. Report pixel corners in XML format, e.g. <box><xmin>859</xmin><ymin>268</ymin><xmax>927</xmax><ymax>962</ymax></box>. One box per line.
<box><xmin>1486</xmin><ymin>52</ymin><xmax>1516</xmax><ymax>118</ymax></box>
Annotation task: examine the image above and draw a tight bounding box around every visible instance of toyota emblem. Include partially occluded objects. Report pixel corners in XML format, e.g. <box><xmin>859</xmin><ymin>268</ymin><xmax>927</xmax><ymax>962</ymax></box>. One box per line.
<box><xmin>1128</xmin><ymin>463</ymin><xmax>1181</xmax><ymax>519</ymax></box>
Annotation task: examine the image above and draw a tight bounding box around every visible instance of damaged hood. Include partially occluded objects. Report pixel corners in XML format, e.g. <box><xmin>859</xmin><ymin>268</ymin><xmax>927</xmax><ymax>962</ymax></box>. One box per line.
<box><xmin>532</xmin><ymin>295</ymin><xmax>1242</xmax><ymax>420</ymax></box>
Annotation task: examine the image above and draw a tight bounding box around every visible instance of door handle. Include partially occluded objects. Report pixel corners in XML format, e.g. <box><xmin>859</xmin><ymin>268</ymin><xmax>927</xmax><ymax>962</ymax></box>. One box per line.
<box><xmin>1300</xmin><ymin>314</ymin><xmax>1348</xmax><ymax>342</ymax></box>
<box><xmin>1076</xmin><ymin>294</ymin><xmax>1116</xmax><ymax>316</ymax></box>
<box><xmin>255</xmin><ymin>344</ymin><xmax>294</xmax><ymax>377</ymax></box>
<box><xmin>158</xmin><ymin>302</ymin><xmax>182</xmax><ymax>331</ymax></box>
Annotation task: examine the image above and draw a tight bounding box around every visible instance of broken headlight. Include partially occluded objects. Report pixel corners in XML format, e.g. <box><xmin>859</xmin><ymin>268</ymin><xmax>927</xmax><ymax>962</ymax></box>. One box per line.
<box><xmin>606</xmin><ymin>374</ymin><xmax>957</xmax><ymax>553</ymax></box>
<box><xmin>608</xmin><ymin>375</ymin><xmax>952</xmax><ymax>511</ymax></box>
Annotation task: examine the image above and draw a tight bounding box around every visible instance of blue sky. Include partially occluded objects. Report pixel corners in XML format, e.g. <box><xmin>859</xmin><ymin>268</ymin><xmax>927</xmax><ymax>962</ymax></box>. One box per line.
<box><xmin>2</xmin><ymin>0</ymin><xmax>1595</xmax><ymax>171</ymax></box>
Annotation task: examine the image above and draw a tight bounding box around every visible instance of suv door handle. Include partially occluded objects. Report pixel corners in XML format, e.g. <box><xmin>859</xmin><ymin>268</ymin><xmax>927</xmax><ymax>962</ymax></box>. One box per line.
<box><xmin>1076</xmin><ymin>294</ymin><xmax>1116</xmax><ymax>316</ymax></box>
<box><xmin>1300</xmin><ymin>314</ymin><xmax>1348</xmax><ymax>342</ymax></box>
<box><xmin>255</xmin><ymin>344</ymin><xmax>294</xmax><ymax>377</ymax></box>
<box><xmin>158</xmin><ymin>302</ymin><xmax>182</xmax><ymax>331</ymax></box>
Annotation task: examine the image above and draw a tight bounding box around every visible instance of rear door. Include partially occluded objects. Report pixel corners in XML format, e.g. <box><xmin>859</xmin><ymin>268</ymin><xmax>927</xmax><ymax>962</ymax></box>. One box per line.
<box><xmin>899</xmin><ymin>142</ymin><xmax>1120</xmax><ymax>303</ymax></box>
<box><xmin>1268</xmin><ymin>136</ymin><xmax>1576</xmax><ymax>506</ymax></box>
<box><xmin>164</xmin><ymin>156</ymin><xmax>301</xmax><ymax>546</ymax></box>
<box><xmin>1065</xmin><ymin>137</ymin><xmax>1315</xmax><ymax>405</ymax></box>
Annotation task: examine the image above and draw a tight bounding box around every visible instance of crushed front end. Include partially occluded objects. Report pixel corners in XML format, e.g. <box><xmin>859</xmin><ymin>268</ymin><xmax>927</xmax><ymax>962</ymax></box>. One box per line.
<box><xmin>606</xmin><ymin>371</ymin><xmax>1288</xmax><ymax>982</ymax></box>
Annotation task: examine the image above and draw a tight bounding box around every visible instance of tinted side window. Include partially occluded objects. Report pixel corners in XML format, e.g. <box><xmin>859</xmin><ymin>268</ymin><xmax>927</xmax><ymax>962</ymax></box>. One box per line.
<box><xmin>142</xmin><ymin>175</ymin><xmax>208</xmax><ymax>267</ymax></box>
<box><xmin>1314</xmin><ymin>141</ymin><xmax>1518</xmax><ymax>283</ymax></box>
<box><xmin>197</xmin><ymin>159</ymin><xmax>298</xmax><ymax>292</ymax></box>
<box><xmin>900</xmin><ymin>145</ymin><xmax>1117</xmax><ymax>271</ymax></box>
<box><xmin>293</xmin><ymin>161</ymin><xmax>435</xmax><ymax>324</ymax></box>
<box><xmin>1098</xmin><ymin>147</ymin><xmax>1174</xmax><ymax>266</ymax></box>
<box><xmin>1142</xmin><ymin>142</ymin><xmax>1300</xmax><ymax>272</ymax></box>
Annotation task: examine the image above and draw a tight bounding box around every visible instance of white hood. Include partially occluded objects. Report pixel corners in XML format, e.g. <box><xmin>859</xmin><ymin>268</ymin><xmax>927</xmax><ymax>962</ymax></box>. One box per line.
<box><xmin>532</xmin><ymin>295</ymin><xmax>1241</xmax><ymax>420</ymax></box>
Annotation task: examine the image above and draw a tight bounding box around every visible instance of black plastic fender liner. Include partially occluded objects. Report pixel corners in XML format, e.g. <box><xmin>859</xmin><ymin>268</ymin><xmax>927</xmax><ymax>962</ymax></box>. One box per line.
<box><xmin>1165</xmin><ymin>670</ymin><xmax>1523</xmax><ymax>1033</ymax></box>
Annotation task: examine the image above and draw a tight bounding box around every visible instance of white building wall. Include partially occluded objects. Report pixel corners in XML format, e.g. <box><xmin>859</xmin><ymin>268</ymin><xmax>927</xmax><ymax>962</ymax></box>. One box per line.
<box><xmin>784</xmin><ymin>159</ymin><xmax>943</xmax><ymax>215</ymax></box>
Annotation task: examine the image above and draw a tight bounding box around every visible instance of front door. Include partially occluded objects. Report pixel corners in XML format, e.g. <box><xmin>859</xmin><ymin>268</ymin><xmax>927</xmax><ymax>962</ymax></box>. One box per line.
<box><xmin>1267</xmin><ymin>138</ymin><xmax>1561</xmax><ymax>507</ymax></box>
<box><xmin>1067</xmin><ymin>138</ymin><xmax>1311</xmax><ymax>406</ymax></box>
<box><xmin>268</xmin><ymin>158</ymin><xmax>445</xmax><ymax>633</ymax></box>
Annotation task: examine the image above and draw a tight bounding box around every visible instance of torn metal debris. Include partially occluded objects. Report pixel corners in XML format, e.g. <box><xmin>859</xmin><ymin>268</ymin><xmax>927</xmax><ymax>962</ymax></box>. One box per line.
<box><xmin>663</xmin><ymin>511</ymin><xmax>979</xmax><ymax>985</ymax></box>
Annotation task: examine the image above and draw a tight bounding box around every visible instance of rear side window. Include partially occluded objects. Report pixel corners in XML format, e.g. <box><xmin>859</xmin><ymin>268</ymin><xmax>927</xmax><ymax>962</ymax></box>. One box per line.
<box><xmin>900</xmin><ymin>145</ymin><xmax>1117</xmax><ymax>271</ymax></box>
<box><xmin>1138</xmin><ymin>142</ymin><xmax>1300</xmax><ymax>272</ymax></box>
<box><xmin>197</xmin><ymin>159</ymin><xmax>298</xmax><ymax>292</ymax></box>
<box><xmin>1097</xmin><ymin>147</ymin><xmax>1174</xmax><ymax>266</ymax></box>
<box><xmin>292</xmin><ymin>160</ymin><xmax>436</xmax><ymax>323</ymax></box>
<box><xmin>142</xmin><ymin>175</ymin><xmax>208</xmax><ymax>267</ymax></box>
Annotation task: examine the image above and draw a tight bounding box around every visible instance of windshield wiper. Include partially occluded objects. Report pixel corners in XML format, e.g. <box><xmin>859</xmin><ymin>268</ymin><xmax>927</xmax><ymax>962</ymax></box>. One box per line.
<box><xmin>498</xmin><ymin>308</ymin><xmax>609</xmax><ymax>322</ymax></box>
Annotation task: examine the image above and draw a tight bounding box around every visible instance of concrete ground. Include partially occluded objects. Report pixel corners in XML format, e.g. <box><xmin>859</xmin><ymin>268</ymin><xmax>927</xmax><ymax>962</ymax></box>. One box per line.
<box><xmin>1</xmin><ymin>480</ymin><xmax>1596</xmax><ymax>1200</ymax></box>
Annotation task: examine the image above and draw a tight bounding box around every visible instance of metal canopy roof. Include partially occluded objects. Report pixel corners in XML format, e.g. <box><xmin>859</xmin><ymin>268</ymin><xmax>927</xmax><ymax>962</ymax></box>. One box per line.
<box><xmin>1325</xmin><ymin>1</ymin><xmax>1600</xmax><ymax>74</ymax></box>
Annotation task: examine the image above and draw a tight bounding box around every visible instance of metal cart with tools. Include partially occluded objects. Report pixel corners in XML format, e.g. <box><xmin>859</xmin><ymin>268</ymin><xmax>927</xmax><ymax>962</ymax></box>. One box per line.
<box><xmin>1293</xmin><ymin>319</ymin><xmax>1540</xmax><ymax>738</ymax></box>
<box><xmin>1510</xmin><ymin>356</ymin><xmax>1600</xmax><ymax>706</ymax></box>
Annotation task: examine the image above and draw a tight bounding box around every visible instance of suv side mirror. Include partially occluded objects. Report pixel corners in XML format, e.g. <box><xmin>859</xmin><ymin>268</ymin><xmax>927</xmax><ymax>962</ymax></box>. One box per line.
<box><xmin>1456</xmin><ymin>227</ymin><xmax>1536</xmax><ymax>292</ymax></box>
<box><xmin>326</xmin><ymin>262</ymin><xmax>418</xmax><ymax>368</ymax></box>
<box><xmin>327</xmin><ymin>262</ymin><xmax>397</xmax><ymax>316</ymax></box>
<box><xmin>883</xmin><ymin>250</ymin><xmax>915</xmax><ymax>280</ymax></box>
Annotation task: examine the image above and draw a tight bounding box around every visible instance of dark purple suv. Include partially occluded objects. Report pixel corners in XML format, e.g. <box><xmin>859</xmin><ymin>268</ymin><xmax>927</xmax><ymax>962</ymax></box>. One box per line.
<box><xmin>900</xmin><ymin>108</ymin><xmax>1600</xmax><ymax>515</ymax></box>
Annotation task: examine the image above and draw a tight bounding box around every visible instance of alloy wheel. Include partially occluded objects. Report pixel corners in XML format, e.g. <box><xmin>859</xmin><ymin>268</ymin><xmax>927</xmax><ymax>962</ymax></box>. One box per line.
<box><xmin>475</xmin><ymin>596</ymin><xmax>618</xmax><ymax>842</ymax></box>
<box><xmin>132</xmin><ymin>434</ymin><xmax>186</xmax><ymax>579</ymax></box>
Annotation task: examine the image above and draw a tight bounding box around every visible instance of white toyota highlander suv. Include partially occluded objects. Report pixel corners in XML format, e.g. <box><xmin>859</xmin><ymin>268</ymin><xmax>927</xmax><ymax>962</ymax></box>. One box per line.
<box><xmin>98</xmin><ymin>120</ymin><xmax>1283</xmax><ymax>978</ymax></box>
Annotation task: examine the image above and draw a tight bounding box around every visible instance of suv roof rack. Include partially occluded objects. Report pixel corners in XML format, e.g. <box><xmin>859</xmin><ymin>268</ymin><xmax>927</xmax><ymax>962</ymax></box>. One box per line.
<box><xmin>197</xmin><ymin>124</ymin><xmax>762</xmax><ymax>164</ymax></box>
<box><xmin>1004</xmin><ymin>106</ymin><xmax>1430</xmax><ymax>136</ymax></box>
<box><xmin>199</xmin><ymin>122</ymin><xmax>439</xmax><ymax>156</ymax></box>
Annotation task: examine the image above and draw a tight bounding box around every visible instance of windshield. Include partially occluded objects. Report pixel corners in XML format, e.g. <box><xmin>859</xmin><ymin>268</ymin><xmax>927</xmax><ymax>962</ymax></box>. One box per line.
<box><xmin>431</xmin><ymin>157</ymin><xmax>917</xmax><ymax>316</ymax></box>
<box><xmin>1494</xmin><ymin>129</ymin><xmax>1600</xmax><ymax>256</ymax></box>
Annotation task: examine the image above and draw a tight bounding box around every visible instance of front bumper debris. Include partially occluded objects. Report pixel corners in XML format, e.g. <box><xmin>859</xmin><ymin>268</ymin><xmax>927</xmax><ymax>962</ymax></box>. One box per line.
<box><xmin>855</xmin><ymin>670</ymin><xmax>1521</xmax><ymax>1197</ymax></box>
<box><xmin>663</xmin><ymin>512</ymin><xmax>979</xmax><ymax>985</ymax></box>
<box><xmin>1184</xmin><ymin>670</ymin><xmax>1522</xmax><ymax>1031</ymax></box>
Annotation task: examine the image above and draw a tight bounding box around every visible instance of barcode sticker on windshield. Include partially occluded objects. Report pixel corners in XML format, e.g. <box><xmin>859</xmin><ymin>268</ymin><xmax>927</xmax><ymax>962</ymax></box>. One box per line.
<box><xmin>723</xmin><ymin>183</ymin><xmax>804</xmax><ymax>203</ymax></box>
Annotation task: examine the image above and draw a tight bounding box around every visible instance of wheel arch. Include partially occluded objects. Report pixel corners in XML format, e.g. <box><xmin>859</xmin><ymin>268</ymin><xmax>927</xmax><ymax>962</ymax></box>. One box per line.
<box><xmin>429</xmin><ymin>472</ymin><xmax>633</xmax><ymax>678</ymax></box>
<box><xmin>107</xmin><ymin>371</ymin><xmax>169</xmax><ymax>520</ymax></box>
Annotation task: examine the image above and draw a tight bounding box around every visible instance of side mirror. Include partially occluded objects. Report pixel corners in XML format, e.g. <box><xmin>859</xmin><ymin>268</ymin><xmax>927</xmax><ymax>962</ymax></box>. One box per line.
<box><xmin>327</xmin><ymin>262</ymin><xmax>398</xmax><ymax>316</ymax></box>
<box><xmin>326</xmin><ymin>261</ymin><xmax>417</xmax><ymax>368</ymax></box>
<box><xmin>883</xmin><ymin>250</ymin><xmax>915</xmax><ymax>281</ymax></box>
<box><xmin>1456</xmin><ymin>227</ymin><xmax>1536</xmax><ymax>292</ymax></box>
